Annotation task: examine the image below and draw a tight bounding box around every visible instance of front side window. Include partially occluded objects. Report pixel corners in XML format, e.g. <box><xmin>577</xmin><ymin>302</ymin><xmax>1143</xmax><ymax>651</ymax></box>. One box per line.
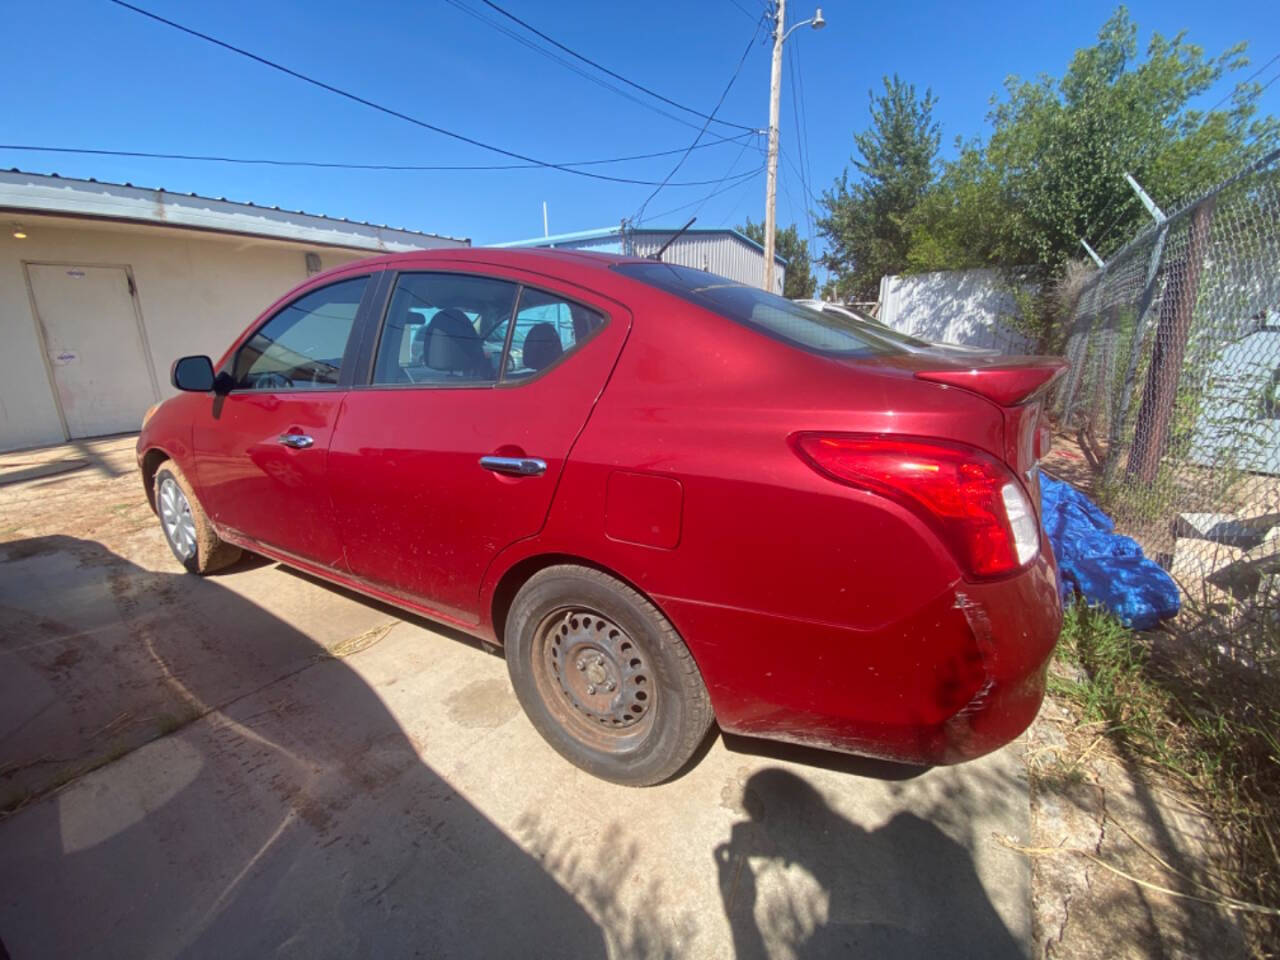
<box><xmin>234</xmin><ymin>276</ymin><xmax>368</xmax><ymax>389</ymax></box>
<box><xmin>501</xmin><ymin>288</ymin><xmax>605</xmax><ymax>382</ymax></box>
<box><xmin>372</xmin><ymin>272</ymin><xmax>518</xmax><ymax>385</ymax></box>
<box><xmin>613</xmin><ymin>262</ymin><xmax>909</xmax><ymax>357</ymax></box>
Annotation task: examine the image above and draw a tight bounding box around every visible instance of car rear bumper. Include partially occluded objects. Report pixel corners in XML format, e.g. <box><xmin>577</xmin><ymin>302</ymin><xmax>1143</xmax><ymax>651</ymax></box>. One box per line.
<box><xmin>655</xmin><ymin>549</ymin><xmax>1062</xmax><ymax>766</ymax></box>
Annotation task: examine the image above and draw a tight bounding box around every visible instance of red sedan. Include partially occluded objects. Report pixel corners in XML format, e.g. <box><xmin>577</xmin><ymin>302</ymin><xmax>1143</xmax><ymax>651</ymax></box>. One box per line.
<box><xmin>138</xmin><ymin>248</ymin><xmax>1064</xmax><ymax>785</ymax></box>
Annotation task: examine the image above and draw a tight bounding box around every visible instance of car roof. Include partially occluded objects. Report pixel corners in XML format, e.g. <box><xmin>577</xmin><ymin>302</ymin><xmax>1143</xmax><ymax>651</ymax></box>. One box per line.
<box><xmin>374</xmin><ymin>246</ymin><xmax>646</xmax><ymax>272</ymax></box>
<box><xmin>312</xmin><ymin>246</ymin><xmax>667</xmax><ymax>296</ymax></box>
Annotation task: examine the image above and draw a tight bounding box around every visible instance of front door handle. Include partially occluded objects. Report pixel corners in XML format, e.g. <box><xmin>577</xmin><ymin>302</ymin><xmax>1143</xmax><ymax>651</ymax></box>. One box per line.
<box><xmin>278</xmin><ymin>433</ymin><xmax>315</xmax><ymax>449</ymax></box>
<box><xmin>479</xmin><ymin>455</ymin><xmax>547</xmax><ymax>477</ymax></box>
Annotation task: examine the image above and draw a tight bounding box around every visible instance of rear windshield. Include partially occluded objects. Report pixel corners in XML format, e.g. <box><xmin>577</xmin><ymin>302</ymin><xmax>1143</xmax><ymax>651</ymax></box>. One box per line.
<box><xmin>612</xmin><ymin>262</ymin><xmax>909</xmax><ymax>357</ymax></box>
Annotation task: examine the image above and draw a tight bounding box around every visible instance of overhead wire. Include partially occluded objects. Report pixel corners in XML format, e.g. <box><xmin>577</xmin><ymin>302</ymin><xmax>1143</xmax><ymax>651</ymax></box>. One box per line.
<box><xmin>787</xmin><ymin>42</ymin><xmax>816</xmax><ymax>248</ymax></box>
<box><xmin>691</xmin><ymin>136</ymin><xmax>758</xmax><ymax>221</ymax></box>
<box><xmin>724</xmin><ymin>0</ymin><xmax>763</xmax><ymax>24</ymax></box>
<box><xmin>791</xmin><ymin>37</ymin><xmax>821</xmax><ymax>283</ymax></box>
<box><xmin>442</xmin><ymin>0</ymin><xmax>720</xmax><ymax>135</ymax></box>
<box><xmin>104</xmin><ymin>0</ymin><xmax>745</xmax><ymax>187</ymax></box>
<box><xmin>631</xmin><ymin>20</ymin><xmax>764</xmax><ymax>223</ymax></box>
<box><xmin>718</xmin><ymin>170</ymin><xmax>761</xmax><ymax>226</ymax></box>
<box><xmin>1205</xmin><ymin>52</ymin><xmax>1280</xmax><ymax>114</ymax></box>
<box><xmin>475</xmin><ymin>0</ymin><xmax>759</xmax><ymax>133</ymax></box>
<box><xmin>636</xmin><ymin>165</ymin><xmax>764</xmax><ymax>224</ymax></box>
<box><xmin>0</xmin><ymin>135</ymin><xmax>759</xmax><ymax>173</ymax></box>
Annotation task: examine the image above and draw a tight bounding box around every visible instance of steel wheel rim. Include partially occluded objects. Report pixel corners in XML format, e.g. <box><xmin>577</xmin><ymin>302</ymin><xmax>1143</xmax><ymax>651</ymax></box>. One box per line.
<box><xmin>532</xmin><ymin>607</ymin><xmax>656</xmax><ymax>749</ymax></box>
<box><xmin>158</xmin><ymin>476</ymin><xmax>197</xmax><ymax>561</ymax></box>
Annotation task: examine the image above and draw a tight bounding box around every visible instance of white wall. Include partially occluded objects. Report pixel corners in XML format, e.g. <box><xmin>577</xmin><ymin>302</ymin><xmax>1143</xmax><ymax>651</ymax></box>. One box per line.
<box><xmin>877</xmin><ymin>268</ymin><xmax>1037</xmax><ymax>354</ymax></box>
<box><xmin>0</xmin><ymin>216</ymin><xmax>372</xmax><ymax>451</ymax></box>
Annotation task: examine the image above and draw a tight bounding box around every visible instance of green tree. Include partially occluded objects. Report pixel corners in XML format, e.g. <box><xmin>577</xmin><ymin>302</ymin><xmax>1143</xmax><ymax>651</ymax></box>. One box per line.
<box><xmin>739</xmin><ymin>218</ymin><xmax>816</xmax><ymax>299</ymax></box>
<box><xmin>817</xmin><ymin>75</ymin><xmax>940</xmax><ymax>300</ymax></box>
<box><xmin>908</xmin><ymin>7</ymin><xmax>1277</xmax><ymax>272</ymax></box>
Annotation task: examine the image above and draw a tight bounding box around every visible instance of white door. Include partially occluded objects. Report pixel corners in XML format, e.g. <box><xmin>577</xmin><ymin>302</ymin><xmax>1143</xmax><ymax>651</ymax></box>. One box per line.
<box><xmin>26</xmin><ymin>263</ymin><xmax>159</xmax><ymax>439</ymax></box>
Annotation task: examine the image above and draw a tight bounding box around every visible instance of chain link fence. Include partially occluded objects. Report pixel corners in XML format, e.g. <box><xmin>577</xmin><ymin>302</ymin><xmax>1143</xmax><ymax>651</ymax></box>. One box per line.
<box><xmin>1053</xmin><ymin>148</ymin><xmax>1280</xmax><ymax>665</ymax></box>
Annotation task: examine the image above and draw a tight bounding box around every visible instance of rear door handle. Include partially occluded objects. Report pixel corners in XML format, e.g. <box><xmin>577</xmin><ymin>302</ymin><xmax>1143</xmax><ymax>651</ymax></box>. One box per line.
<box><xmin>278</xmin><ymin>433</ymin><xmax>315</xmax><ymax>449</ymax></box>
<box><xmin>479</xmin><ymin>455</ymin><xmax>547</xmax><ymax>477</ymax></box>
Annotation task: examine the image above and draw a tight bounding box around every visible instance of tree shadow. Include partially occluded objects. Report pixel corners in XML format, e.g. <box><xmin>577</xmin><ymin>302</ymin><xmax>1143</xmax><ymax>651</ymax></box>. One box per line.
<box><xmin>0</xmin><ymin>535</ymin><xmax>606</xmax><ymax>958</ymax></box>
<box><xmin>716</xmin><ymin>768</ymin><xmax>1023</xmax><ymax>959</ymax></box>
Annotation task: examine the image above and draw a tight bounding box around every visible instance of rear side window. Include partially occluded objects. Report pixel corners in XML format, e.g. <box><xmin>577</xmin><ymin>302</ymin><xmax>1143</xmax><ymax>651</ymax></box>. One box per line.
<box><xmin>233</xmin><ymin>275</ymin><xmax>367</xmax><ymax>389</ymax></box>
<box><xmin>613</xmin><ymin>262</ymin><xmax>902</xmax><ymax>357</ymax></box>
<box><xmin>372</xmin><ymin>273</ymin><xmax>518</xmax><ymax>385</ymax></box>
<box><xmin>501</xmin><ymin>288</ymin><xmax>605</xmax><ymax>382</ymax></box>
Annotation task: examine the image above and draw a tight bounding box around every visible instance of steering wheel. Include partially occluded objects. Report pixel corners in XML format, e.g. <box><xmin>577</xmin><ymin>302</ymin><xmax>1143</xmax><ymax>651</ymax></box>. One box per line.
<box><xmin>253</xmin><ymin>371</ymin><xmax>295</xmax><ymax>390</ymax></box>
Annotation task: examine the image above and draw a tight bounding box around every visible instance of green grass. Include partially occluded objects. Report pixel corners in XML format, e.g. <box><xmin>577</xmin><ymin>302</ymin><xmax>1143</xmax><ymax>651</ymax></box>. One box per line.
<box><xmin>1050</xmin><ymin>602</ymin><xmax>1280</xmax><ymax>952</ymax></box>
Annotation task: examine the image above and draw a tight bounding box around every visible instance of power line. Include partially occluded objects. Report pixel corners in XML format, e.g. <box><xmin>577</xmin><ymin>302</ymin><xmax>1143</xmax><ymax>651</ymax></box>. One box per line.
<box><xmin>0</xmin><ymin>134</ymin><xmax>757</xmax><ymax>174</ymax></box>
<box><xmin>724</xmin><ymin>0</ymin><xmax>764</xmax><ymax>24</ymax></box>
<box><xmin>442</xmin><ymin>0</ymin><xmax>715</xmax><ymax>135</ymax></box>
<box><xmin>691</xmin><ymin>137</ymin><xmax>758</xmax><ymax>221</ymax></box>
<box><xmin>780</xmin><ymin>146</ymin><xmax>822</xmax><ymax>208</ymax></box>
<box><xmin>1206</xmin><ymin>52</ymin><xmax>1280</xmax><ymax>113</ymax></box>
<box><xmin>718</xmin><ymin>170</ymin><xmax>761</xmax><ymax>226</ymax></box>
<box><xmin>632</xmin><ymin>21</ymin><xmax>763</xmax><ymax>222</ymax></box>
<box><xmin>787</xmin><ymin>42</ymin><xmax>815</xmax><ymax>247</ymax></box>
<box><xmin>792</xmin><ymin>42</ymin><xmax>818</xmax><ymax>242</ymax></box>
<box><xmin>1256</xmin><ymin>67</ymin><xmax>1280</xmax><ymax>98</ymax></box>
<box><xmin>104</xmin><ymin>0</ymin><xmax>740</xmax><ymax>187</ymax></box>
<box><xmin>475</xmin><ymin>0</ymin><xmax>759</xmax><ymax>134</ymax></box>
<box><xmin>637</xmin><ymin>165</ymin><xmax>764</xmax><ymax>224</ymax></box>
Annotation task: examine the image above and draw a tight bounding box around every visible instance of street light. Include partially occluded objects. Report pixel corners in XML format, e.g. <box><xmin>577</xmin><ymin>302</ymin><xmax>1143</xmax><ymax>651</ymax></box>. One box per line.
<box><xmin>783</xmin><ymin>7</ymin><xmax>825</xmax><ymax>42</ymax></box>
<box><xmin>763</xmin><ymin>3</ymin><xmax>825</xmax><ymax>294</ymax></box>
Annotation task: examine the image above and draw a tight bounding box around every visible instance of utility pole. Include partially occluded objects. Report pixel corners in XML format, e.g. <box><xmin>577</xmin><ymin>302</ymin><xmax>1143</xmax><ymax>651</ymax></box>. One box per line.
<box><xmin>762</xmin><ymin>0</ymin><xmax>786</xmax><ymax>294</ymax></box>
<box><xmin>762</xmin><ymin>4</ymin><xmax>825</xmax><ymax>294</ymax></box>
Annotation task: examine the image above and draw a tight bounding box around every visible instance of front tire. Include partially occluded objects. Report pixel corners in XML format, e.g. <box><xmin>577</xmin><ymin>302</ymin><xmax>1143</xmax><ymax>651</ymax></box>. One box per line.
<box><xmin>154</xmin><ymin>463</ymin><xmax>241</xmax><ymax>575</ymax></box>
<box><xmin>505</xmin><ymin>565</ymin><xmax>714</xmax><ymax>786</ymax></box>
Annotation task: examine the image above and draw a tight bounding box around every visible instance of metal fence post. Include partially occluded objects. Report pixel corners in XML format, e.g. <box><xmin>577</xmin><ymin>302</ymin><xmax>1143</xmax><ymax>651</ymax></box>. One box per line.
<box><xmin>1103</xmin><ymin>222</ymin><xmax>1168</xmax><ymax>483</ymax></box>
<box><xmin>1125</xmin><ymin>198</ymin><xmax>1217</xmax><ymax>484</ymax></box>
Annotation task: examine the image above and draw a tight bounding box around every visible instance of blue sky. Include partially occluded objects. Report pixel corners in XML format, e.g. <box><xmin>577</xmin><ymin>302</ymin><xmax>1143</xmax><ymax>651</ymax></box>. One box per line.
<box><xmin>2</xmin><ymin>0</ymin><xmax>1276</xmax><ymax>263</ymax></box>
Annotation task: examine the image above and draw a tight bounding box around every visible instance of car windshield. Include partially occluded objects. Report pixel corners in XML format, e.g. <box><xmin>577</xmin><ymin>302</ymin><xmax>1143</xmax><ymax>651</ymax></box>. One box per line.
<box><xmin>613</xmin><ymin>262</ymin><xmax>914</xmax><ymax>357</ymax></box>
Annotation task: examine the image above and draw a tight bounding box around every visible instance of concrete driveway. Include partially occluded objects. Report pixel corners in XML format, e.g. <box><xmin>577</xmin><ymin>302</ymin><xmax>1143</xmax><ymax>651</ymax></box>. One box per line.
<box><xmin>0</xmin><ymin>436</ymin><xmax>1033</xmax><ymax>959</ymax></box>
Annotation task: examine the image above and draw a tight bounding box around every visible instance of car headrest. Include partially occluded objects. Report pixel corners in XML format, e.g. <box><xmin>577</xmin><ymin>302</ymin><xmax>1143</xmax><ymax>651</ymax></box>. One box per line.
<box><xmin>423</xmin><ymin>308</ymin><xmax>485</xmax><ymax>374</ymax></box>
<box><xmin>522</xmin><ymin>323</ymin><xmax>563</xmax><ymax>372</ymax></box>
<box><xmin>410</xmin><ymin>319</ymin><xmax>429</xmax><ymax>364</ymax></box>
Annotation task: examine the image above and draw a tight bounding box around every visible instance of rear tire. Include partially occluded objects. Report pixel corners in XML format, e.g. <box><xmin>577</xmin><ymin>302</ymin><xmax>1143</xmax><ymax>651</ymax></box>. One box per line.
<box><xmin>505</xmin><ymin>564</ymin><xmax>714</xmax><ymax>786</ymax></box>
<box><xmin>154</xmin><ymin>462</ymin><xmax>241</xmax><ymax>575</ymax></box>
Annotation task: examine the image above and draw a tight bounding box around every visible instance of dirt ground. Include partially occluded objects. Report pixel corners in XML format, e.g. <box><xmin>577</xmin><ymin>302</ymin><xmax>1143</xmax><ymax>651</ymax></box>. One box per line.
<box><xmin>1023</xmin><ymin>670</ymin><xmax>1250</xmax><ymax>959</ymax></box>
<box><xmin>1028</xmin><ymin>433</ymin><xmax>1253</xmax><ymax>958</ymax></box>
<box><xmin>0</xmin><ymin>435</ymin><xmax>1036</xmax><ymax>959</ymax></box>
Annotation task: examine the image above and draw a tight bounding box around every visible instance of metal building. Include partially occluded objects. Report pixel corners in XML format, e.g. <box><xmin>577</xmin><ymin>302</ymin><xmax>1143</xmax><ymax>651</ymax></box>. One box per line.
<box><xmin>494</xmin><ymin>226</ymin><xmax>787</xmax><ymax>295</ymax></box>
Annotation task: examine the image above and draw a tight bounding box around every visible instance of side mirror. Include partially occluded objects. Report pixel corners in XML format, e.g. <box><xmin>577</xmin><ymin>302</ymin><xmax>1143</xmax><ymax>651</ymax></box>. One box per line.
<box><xmin>171</xmin><ymin>355</ymin><xmax>216</xmax><ymax>392</ymax></box>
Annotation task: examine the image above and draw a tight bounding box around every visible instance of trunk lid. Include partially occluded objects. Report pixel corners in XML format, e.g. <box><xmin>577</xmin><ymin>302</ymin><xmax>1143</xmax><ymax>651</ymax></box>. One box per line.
<box><xmin>845</xmin><ymin>352</ymin><xmax>1068</xmax><ymax>512</ymax></box>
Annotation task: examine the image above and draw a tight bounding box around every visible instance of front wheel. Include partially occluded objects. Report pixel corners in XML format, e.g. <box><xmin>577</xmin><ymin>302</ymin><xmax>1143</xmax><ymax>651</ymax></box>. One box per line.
<box><xmin>154</xmin><ymin>463</ymin><xmax>241</xmax><ymax>575</ymax></box>
<box><xmin>505</xmin><ymin>565</ymin><xmax>714</xmax><ymax>786</ymax></box>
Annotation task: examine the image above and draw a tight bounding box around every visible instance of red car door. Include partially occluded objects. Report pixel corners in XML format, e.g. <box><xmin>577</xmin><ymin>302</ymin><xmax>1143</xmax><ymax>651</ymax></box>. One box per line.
<box><xmin>327</xmin><ymin>267</ymin><xmax>630</xmax><ymax>623</ymax></box>
<box><xmin>193</xmin><ymin>273</ymin><xmax>374</xmax><ymax>568</ymax></box>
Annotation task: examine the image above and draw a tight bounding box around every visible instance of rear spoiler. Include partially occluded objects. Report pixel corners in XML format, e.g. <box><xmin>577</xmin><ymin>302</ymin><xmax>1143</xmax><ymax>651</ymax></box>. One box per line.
<box><xmin>915</xmin><ymin>359</ymin><xmax>1068</xmax><ymax>407</ymax></box>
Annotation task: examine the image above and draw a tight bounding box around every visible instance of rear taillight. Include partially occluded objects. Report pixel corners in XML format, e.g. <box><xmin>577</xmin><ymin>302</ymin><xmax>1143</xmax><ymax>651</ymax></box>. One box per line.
<box><xmin>792</xmin><ymin>434</ymin><xmax>1039</xmax><ymax>579</ymax></box>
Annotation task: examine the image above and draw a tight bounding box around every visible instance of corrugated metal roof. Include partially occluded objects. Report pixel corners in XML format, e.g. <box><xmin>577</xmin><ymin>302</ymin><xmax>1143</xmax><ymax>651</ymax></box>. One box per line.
<box><xmin>0</xmin><ymin>168</ymin><xmax>469</xmax><ymax>251</ymax></box>
<box><xmin>494</xmin><ymin>224</ymin><xmax>787</xmax><ymax>266</ymax></box>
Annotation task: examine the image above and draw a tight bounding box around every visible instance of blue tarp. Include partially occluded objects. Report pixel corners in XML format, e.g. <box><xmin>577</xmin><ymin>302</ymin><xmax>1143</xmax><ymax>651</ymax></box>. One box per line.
<box><xmin>1040</xmin><ymin>475</ymin><xmax>1180</xmax><ymax>629</ymax></box>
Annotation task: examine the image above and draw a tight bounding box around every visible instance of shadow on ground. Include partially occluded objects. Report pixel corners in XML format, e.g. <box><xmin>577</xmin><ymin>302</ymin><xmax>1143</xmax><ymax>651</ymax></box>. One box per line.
<box><xmin>1</xmin><ymin>535</ymin><xmax>1028</xmax><ymax>959</ymax></box>
<box><xmin>714</xmin><ymin>769</ymin><xmax>1022</xmax><ymax>959</ymax></box>
<box><xmin>0</xmin><ymin>536</ymin><xmax>605</xmax><ymax>958</ymax></box>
